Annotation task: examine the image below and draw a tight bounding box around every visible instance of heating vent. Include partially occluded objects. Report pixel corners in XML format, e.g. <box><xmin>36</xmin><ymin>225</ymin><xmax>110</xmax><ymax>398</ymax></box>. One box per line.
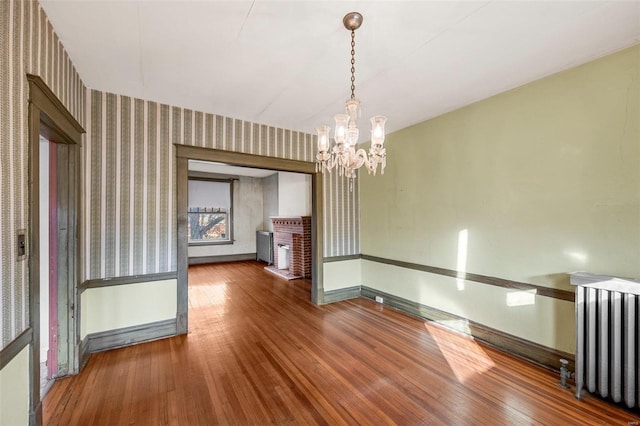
<box><xmin>572</xmin><ymin>272</ymin><xmax>640</xmax><ymax>410</ymax></box>
<box><xmin>256</xmin><ymin>231</ymin><xmax>273</xmax><ymax>264</ymax></box>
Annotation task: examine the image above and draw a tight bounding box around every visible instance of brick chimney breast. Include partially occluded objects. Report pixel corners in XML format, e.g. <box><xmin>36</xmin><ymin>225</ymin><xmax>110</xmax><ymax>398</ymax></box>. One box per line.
<box><xmin>271</xmin><ymin>216</ymin><xmax>312</xmax><ymax>278</ymax></box>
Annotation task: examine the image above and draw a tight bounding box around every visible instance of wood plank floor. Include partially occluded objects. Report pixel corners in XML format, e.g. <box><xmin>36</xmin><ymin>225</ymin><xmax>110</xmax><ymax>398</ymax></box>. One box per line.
<box><xmin>44</xmin><ymin>261</ymin><xmax>639</xmax><ymax>425</ymax></box>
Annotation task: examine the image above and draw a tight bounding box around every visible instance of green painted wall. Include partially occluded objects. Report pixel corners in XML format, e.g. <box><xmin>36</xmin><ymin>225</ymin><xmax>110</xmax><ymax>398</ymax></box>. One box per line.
<box><xmin>360</xmin><ymin>45</ymin><xmax>639</xmax><ymax>352</ymax></box>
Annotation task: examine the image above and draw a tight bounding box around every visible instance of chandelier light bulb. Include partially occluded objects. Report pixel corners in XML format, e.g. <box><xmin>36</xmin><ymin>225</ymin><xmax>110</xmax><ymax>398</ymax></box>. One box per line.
<box><xmin>370</xmin><ymin>115</ymin><xmax>387</xmax><ymax>146</ymax></box>
<box><xmin>334</xmin><ymin>114</ymin><xmax>349</xmax><ymax>144</ymax></box>
<box><xmin>316</xmin><ymin>125</ymin><xmax>330</xmax><ymax>152</ymax></box>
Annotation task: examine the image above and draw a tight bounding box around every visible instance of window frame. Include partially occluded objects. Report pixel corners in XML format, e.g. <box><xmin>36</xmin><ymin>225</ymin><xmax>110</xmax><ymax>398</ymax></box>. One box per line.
<box><xmin>187</xmin><ymin>174</ymin><xmax>235</xmax><ymax>246</ymax></box>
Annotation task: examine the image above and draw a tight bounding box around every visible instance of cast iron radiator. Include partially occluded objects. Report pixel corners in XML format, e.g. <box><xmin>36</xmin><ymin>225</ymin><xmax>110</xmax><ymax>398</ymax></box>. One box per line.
<box><xmin>572</xmin><ymin>272</ymin><xmax>640</xmax><ymax>409</ymax></box>
<box><xmin>256</xmin><ymin>231</ymin><xmax>273</xmax><ymax>264</ymax></box>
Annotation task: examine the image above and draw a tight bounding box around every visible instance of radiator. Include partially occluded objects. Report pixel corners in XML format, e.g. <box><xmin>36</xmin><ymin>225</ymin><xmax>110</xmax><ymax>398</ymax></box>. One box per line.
<box><xmin>572</xmin><ymin>272</ymin><xmax>640</xmax><ymax>409</ymax></box>
<box><xmin>256</xmin><ymin>231</ymin><xmax>273</xmax><ymax>264</ymax></box>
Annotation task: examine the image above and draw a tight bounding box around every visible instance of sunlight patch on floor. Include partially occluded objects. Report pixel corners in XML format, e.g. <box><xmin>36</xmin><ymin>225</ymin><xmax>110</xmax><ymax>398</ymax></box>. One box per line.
<box><xmin>189</xmin><ymin>282</ymin><xmax>228</xmax><ymax>307</ymax></box>
<box><xmin>425</xmin><ymin>322</ymin><xmax>495</xmax><ymax>383</ymax></box>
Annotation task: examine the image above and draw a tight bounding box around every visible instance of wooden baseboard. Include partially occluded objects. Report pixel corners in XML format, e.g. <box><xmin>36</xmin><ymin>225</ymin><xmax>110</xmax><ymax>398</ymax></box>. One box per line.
<box><xmin>188</xmin><ymin>253</ymin><xmax>256</xmax><ymax>265</ymax></box>
<box><xmin>323</xmin><ymin>286</ymin><xmax>361</xmax><ymax>304</ymax></box>
<box><xmin>86</xmin><ymin>319</ymin><xmax>177</xmax><ymax>353</ymax></box>
<box><xmin>79</xmin><ymin>336</ymin><xmax>90</xmax><ymax>371</ymax></box>
<box><xmin>360</xmin><ymin>286</ymin><xmax>574</xmax><ymax>373</ymax></box>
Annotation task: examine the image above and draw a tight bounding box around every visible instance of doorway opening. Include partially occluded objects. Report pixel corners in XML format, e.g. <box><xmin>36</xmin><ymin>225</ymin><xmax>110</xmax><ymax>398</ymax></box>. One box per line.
<box><xmin>28</xmin><ymin>75</ymin><xmax>84</xmax><ymax>421</ymax></box>
<box><xmin>175</xmin><ymin>145</ymin><xmax>324</xmax><ymax>335</ymax></box>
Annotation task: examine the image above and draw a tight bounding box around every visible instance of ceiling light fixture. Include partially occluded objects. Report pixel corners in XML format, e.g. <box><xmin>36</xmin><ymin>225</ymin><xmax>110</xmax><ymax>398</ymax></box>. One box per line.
<box><xmin>316</xmin><ymin>12</ymin><xmax>387</xmax><ymax>180</ymax></box>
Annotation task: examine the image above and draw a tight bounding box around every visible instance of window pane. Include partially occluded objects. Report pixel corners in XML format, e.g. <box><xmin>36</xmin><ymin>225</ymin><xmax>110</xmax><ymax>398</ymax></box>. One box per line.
<box><xmin>188</xmin><ymin>180</ymin><xmax>231</xmax><ymax>242</ymax></box>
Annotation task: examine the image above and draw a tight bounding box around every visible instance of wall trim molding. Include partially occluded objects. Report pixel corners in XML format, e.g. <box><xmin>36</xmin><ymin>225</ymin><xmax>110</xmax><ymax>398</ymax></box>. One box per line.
<box><xmin>188</xmin><ymin>253</ymin><xmax>256</xmax><ymax>265</ymax></box>
<box><xmin>79</xmin><ymin>337</ymin><xmax>90</xmax><ymax>372</ymax></box>
<box><xmin>361</xmin><ymin>254</ymin><xmax>574</xmax><ymax>302</ymax></box>
<box><xmin>79</xmin><ymin>271</ymin><xmax>178</xmax><ymax>292</ymax></box>
<box><xmin>360</xmin><ymin>286</ymin><xmax>574</xmax><ymax>373</ymax></box>
<box><xmin>322</xmin><ymin>286</ymin><xmax>362</xmax><ymax>304</ymax></box>
<box><xmin>26</xmin><ymin>74</ymin><xmax>85</xmax><ymax>144</ymax></box>
<box><xmin>86</xmin><ymin>319</ymin><xmax>177</xmax><ymax>353</ymax></box>
<box><xmin>0</xmin><ymin>328</ymin><xmax>33</xmax><ymax>370</ymax></box>
<box><xmin>323</xmin><ymin>254</ymin><xmax>361</xmax><ymax>263</ymax></box>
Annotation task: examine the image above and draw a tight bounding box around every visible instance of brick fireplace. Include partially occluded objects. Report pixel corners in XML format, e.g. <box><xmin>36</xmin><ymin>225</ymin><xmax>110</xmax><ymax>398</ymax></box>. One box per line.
<box><xmin>270</xmin><ymin>216</ymin><xmax>311</xmax><ymax>279</ymax></box>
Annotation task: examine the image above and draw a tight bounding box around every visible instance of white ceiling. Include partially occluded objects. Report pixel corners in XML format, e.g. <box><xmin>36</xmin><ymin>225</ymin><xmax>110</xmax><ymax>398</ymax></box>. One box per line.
<box><xmin>41</xmin><ymin>0</ymin><xmax>640</xmax><ymax>136</ymax></box>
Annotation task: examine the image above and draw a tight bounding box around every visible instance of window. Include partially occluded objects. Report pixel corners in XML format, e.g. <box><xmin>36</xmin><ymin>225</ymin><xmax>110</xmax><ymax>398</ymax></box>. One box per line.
<box><xmin>188</xmin><ymin>177</ymin><xmax>233</xmax><ymax>245</ymax></box>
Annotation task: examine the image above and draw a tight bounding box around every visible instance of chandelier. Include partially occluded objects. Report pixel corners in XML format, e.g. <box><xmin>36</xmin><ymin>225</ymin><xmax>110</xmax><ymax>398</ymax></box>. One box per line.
<box><xmin>316</xmin><ymin>12</ymin><xmax>387</xmax><ymax>179</ymax></box>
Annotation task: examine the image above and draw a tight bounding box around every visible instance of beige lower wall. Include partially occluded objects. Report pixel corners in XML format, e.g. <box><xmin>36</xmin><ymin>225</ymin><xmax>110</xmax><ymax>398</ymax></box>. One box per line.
<box><xmin>81</xmin><ymin>279</ymin><xmax>177</xmax><ymax>338</ymax></box>
<box><xmin>0</xmin><ymin>345</ymin><xmax>30</xmax><ymax>426</ymax></box>
<box><xmin>360</xmin><ymin>45</ymin><xmax>639</xmax><ymax>353</ymax></box>
<box><xmin>323</xmin><ymin>259</ymin><xmax>362</xmax><ymax>291</ymax></box>
<box><xmin>361</xmin><ymin>260</ymin><xmax>575</xmax><ymax>353</ymax></box>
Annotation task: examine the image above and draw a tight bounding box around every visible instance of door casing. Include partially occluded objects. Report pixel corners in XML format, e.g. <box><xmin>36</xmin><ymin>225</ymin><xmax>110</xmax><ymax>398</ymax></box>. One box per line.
<box><xmin>27</xmin><ymin>74</ymin><xmax>84</xmax><ymax>425</ymax></box>
<box><xmin>175</xmin><ymin>145</ymin><xmax>325</xmax><ymax>335</ymax></box>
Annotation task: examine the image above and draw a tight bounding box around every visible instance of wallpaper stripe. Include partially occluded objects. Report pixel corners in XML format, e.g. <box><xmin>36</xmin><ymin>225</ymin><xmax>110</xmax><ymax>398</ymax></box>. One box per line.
<box><xmin>2</xmin><ymin>0</ymin><xmax>86</xmax><ymax>348</ymax></box>
<box><xmin>2</xmin><ymin>0</ymin><xmax>359</xmax><ymax>349</ymax></box>
<box><xmin>83</xmin><ymin>89</ymin><xmax>359</xmax><ymax>279</ymax></box>
<box><xmin>114</xmin><ymin>95</ymin><xmax>121</xmax><ymax>276</ymax></box>
<box><xmin>0</xmin><ymin>0</ymin><xmax>7</xmax><ymax>344</ymax></box>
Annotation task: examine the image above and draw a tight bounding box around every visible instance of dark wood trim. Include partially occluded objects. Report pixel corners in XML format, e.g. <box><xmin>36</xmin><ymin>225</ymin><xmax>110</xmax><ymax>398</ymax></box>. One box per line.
<box><xmin>176</xmin><ymin>145</ymin><xmax>316</xmax><ymax>174</ymax></box>
<box><xmin>28</xmin><ymin>102</ymin><xmax>42</xmax><ymax>426</ymax></box>
<box><xmin>323</xmin><ymin>254</ymin><xmax>361</xmax><ymax>263</ymax></box>
<box><xmin>0</xmin><ymin>328</ymin><xmax>33</xmax><ymax>370</ymax></box>
<box><xmin>26</xmin><ymin>74</ymin><xmax>84</xmax><ymax>145</ymax></box>
<box><xmin>188</xmin><ymin>253</ymin><xmax>256</xmax><ymax>265</ymax></box>
<box><xmin>360</xmin><ymin>286</ymin><xmax>575</xmax><ymax>373</ymax></box>
<box><xmin>176</xmin><ymin>156</ymin><xmax>189</xmax><ymax>335</ymax></box>
<box><xmin>78</xmin><ymin>271</ymin><xmax>179</xmax><ymax>292</ymax></box>
<box><xmin>322</xmin><ymin>286</ymin><xmax>361</xmax><ymax>304</ymax></box>
<box><xmin>188</xmin><ymin>171</ymin><xmax>240</xmax><ymax>181</ymax></box>
<box><xmin>27</xmin><ymin>75</ymin><xmax>85</xmax><ymax>426</ymax></box>
<box><xmin>86</xmin><ymin>319</ymin><xmax>177</xmax><ymax>354</ymax></box>
<box><xmin>361</xmin><ymin>254</ymin><xmax>574</xmax><ymax>302</ymax></box>
<box><xmin>175</xmin><ymin>145</ymin><xmax>324</xmax><ymax>325</ymax></box>
<box><xmin>78</xmin><ymin>337</ymin><xmax>90</xmax><ymax>372</ymax></box>
<box><xmin>312</xmin><ymin>172</ymin><xmax>323</xmax><ymax>304</ymax></box>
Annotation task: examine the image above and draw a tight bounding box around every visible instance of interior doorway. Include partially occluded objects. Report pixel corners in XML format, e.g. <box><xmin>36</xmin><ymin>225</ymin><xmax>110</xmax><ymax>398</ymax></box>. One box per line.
<box><xmin>175</xmin><ymin>145</ymin><xmax>324</xmax><ymax>336</ymax></box>
<box><xmin>28</xmin><ymin>74</ymin><xmax>84</xmax><ymax>422</ymax></box>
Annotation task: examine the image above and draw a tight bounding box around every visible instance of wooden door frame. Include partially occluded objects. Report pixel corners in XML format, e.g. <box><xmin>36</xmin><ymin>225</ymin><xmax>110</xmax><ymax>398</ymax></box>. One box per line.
<box><xmin>175</xmin><ymin>145</ymin><xmax>324</xmax><ymax>335</ymax></box>
<box><xmin>27</xmin><ymin>74</ymin><xmax>84</xmax><ymax>425</ymax></box>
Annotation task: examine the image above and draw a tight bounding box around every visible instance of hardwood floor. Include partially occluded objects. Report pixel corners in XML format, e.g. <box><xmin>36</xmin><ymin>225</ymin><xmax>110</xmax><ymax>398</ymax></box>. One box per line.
<box><xmin>44</xmin><ymin>261</ymin><xmax>639</xmax><ymax>425</ymax></box>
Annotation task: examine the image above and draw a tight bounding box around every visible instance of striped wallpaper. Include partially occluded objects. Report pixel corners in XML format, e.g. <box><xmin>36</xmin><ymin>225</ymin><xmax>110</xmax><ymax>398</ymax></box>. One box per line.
<box><xmin>1</xmin><ymin>0</ymin><xmax>87</xmax><ymax>348</ymax></box>
<box><xmin>1</xmin><ymin>0</ymin><xmax>360</xmax><ymax>349</ymax></box>
<box><xmin>84</xmin><ymin>90</ymin><xmax>360</xmax><ymax>280</ymax></box>
<box><xmin>323</xmin><ymin>171</ymin><xmax>360</xmax><ymax>256</ymax></box>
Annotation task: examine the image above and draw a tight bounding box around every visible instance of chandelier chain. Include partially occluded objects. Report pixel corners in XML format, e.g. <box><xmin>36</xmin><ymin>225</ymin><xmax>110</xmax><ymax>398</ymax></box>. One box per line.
<box><xmin>350</xmin><ymin>29</ymin><xmax>356</xmax><ymax>100</ymax></box>
<box><xmin>315</xmin><ymin>12</ymin><xmax>387</xmax><ymax>181</ymax></box>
